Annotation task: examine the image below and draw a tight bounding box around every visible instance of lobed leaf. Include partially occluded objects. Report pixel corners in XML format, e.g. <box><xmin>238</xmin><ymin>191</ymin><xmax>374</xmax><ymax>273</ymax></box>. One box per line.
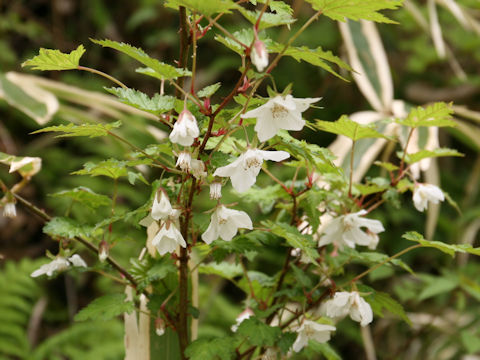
<box><xmin>197</xmin><ymin>82</ymin><xmax>221</xmax><ymax>98</ymax></box>
<box><xmin>50</xmin><ymin>187</ymin><xmax>111</xmax><ymax>209</ymax></box>
<box><xmin>396</xmin><ymin>102</ymin><xmax>456</xmax><ymax>128</ymax></box>
<box><xmin>399</xmin><ymin>148</ymin><xmax>463</xmax><ymax>164</ymax></box>
<box><xmin>198</xmin><ymin>262</ymin><xmax>243</xmax><ymax>280</ymax></box>
<box><xmin>266</xmin><ymin>221</ymin><xmax>319</xmax><ymax>264</ymax></box>
<box><xmin>91</xmin><ymin>39</ymin><xmax>191</xmax><ymax>80</ymax></box>
<box><xmin>43</xmin><ymin>217</ymin><xmax>94</xmax><ymax>238</ymax></box>
<box><xmin>403</xmin><ymin>231</ymin><xmax>480</xmax><ymax>257</ymax></box>
<box><xmin>236</xmin><ymin>318</ymin><xmax>282</xmax><ymax>347</ymax></box>
<box><xmin>268</xmin><ymin>43</ymin><xmax>352</xmax><ymax>81</ymax></box>
<box><xmin>315</xmin><ymin>115</ymin><xmax>389</xmax><ymax>141</ymax></box>
<box><xmin>32</xmin><ymin>121</ymin><xmax>121</xmax><ymax>138</ymax></box>
<box><xmin>238</xmin><ymin>8</ymin><xmax>296</xmax><ymax>30</ymax></box>
<box><xmin>74</xmin><ymin>294</ymin><xmax>134</xmax><ymax>322</ymax></box>
<box><xmin>105</xmin><ymin>87</ymin><xmax>176</xmax><ymax>114</ymax></box>
<box><xmin>72</xmin><ymin>159</ymin><xmax>129</xmax><ymax>179</ymax></box>
<box><xmin>164</xmin><ymin>0</ymin><xmax>239</xmax><ymax>16</ymax></box>
<box><xmin>22</xmin><ymin>45</ymin><xmax>85</xmax><ymax>71</ymax></box>
<box><xmin>304</xmin><ymin>0</ymin><xmax>403</xmax><ymax>24</ymax></box>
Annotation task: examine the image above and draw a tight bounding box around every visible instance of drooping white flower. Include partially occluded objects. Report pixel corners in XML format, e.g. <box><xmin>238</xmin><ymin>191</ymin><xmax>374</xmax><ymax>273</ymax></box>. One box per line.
<box><xmin>202</xmin><ymin>205</ymin><xmax>253</xmax><ymax>244</ymax></box>
<box><xmin>241</xmin><ymin>95</ymin><xmax>321</xmax><ymax>142</ymax></box>
<box><xmin>98</xmin><ymin>241</ymin><xmax>109</xmax><ymax>262</ymax></box>
<box><xmin>323</xmin><ymin>291</ymin><xmax>373</xmax><ymax>327</ymax></box>
<box><xmin>292</xmin><ymin>320</ymin><xmax>336</xmax><ymax>353</ymax></box>
<box><xmin>213</xmin><ymin>148</ymin><xmax>289</xmax><ymax>193</ymax></box>
<box><xmin>152</xmin><ymin>222</ymin><xmax>186</xmax><ymax>256</ymax></box>
<box><xmin>3</xmin><ymin>202</ymin><xmax>16</xmax><ymax>218</ymax></box>
<box><xmin>176</xmin><ymin>151</ymin><xmax>206</xmax><ymax>180</ymax></box>
<box><xmin>231</xmin><ymin>308</ymin><xmax>254</xmax><ymax>332</ymax></box>
<box><xmin>155</xmin><ymin>318</ymin><xmax>166</xmax><ymax>337</ymax></box>
<box><xmin>31</xmin><ymin>254</ymin><xmax>87</xmax><ymax>277</ymax></box>
<box><xmin>251</xmin><ymin>39</ymin><xmax>268</xmax><ymax>72</ymax></box>
<box><xmin>176</xmin><ymin>151</ymin><xmax>192</xmax><ymax>172</ymax></box>
<box><xmin>413</xmin><ymin>183</ymin><xmax>444</xmax><ymax>212</ymax></box>
<box><xmin>318</xmin><ymin>210</ymin><xmax>384</xmax><ymax>250</ymax></box>
<box><xmin>209</xmin><ymin>182</ymin><xmax>222</xmax><ymax>200</ymax></box>
<box><xmin>151</xmin><ymin>191</ymin><xmax>176</xmax><ymax>221</ymax></box>
<box><xmin>9</xmin><ymin>156</ymin><xmax>42</xmax><ymax>178</ymax></box>
<box><xmin>169</xmin><ymin>109</ymin><xmax>199</xmax><ymax>146</ymax></box>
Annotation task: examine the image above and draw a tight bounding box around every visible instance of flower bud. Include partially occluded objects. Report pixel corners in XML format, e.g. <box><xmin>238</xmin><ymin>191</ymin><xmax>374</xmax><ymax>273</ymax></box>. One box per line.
<box><xmin>209</xmin><ymin>183</ymin><xmax>222</xmax><ymax>200</ymax></box>
<box><xmin>155</xmin><ymin>317</ymin><xmax>166</xmax><ymax>336</ymax></box>
<box><xmin>99</xmin><ymin>240</ymin><xmax>109</xmax><ymax>262</ymax></box>
<box><xmin>3</xmin><ymin>201</ymin><xmax>16</xmax><ymax>218</ymax></box>
<box><xmin>176</xmin><ymin>151</ymin><xmax>192</xmax><ymax>172</ymax></box>
<box><xmin>251</xmin><ymin>40</ymin><xmax>268</xmax><ymax>72</ymax></box>
<box><xmin>190</xmin><ymin>159</ymin><xmax>207</xmax><ymax>180</ymax></box>
<box><xmin>169</xmin><ymin>109</ymin><xmax>200</xmax><ymax>146</ymax></box>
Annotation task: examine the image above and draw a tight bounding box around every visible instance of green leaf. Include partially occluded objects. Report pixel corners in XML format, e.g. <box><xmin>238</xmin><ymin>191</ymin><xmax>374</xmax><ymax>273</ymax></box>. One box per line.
<box><xmin>238</xmin><ymin>8</ymin><xmax>296</xmax><ymax>30</ymax></box>
<box><xmin>403</xmin><ymin>231</ymin><xmax>480</xmax><ymax>257</ymax></box>
<box><xmin>22</xmin><ymin>45</ymin><xmax>85</xmax><ymax>70</ymax></box>
<box><xmin>214</xmin><ymin>29</ymin><xmax>253</xmax><ymax>55</ymax></box>
<box><xmin>50</xmin><ymin>187</ymin><xmax>111</xmax><ymax>209</ymax></box>
<box><xmin>266</xmin><ymin>221</ymin><xmax>319</xmax><ymax>265</ymax></box>
<box><xmin>165</xmin><ymin>0</ymin><xmax>239</xmax><ymax>16</ymax></box>
<box><xmin>72</xmin><ymin>159</ymin><xmax>136</xmax><ymax>179</ymax></box>
<box><xmin>105</xmin><ymin>87</ymin><xmax>175</xmax><ymax>114</ymax></box>
<box><xmin>461</xmin><ymin>330</ymin><xmax>480</xmax><ymax>354</ymax></box>
<box><xmin>399</xmin><ymin>148</ymin><xmax>463</xmax><ymax>164</ymax></box>
<box><xmin>307</xmin><ymin>342</ymin><xmax>342</xmax><ymax>360</ymax></box>
<box><xmin>237</xmin><ymin>318</ymin><xmax>282</xmax><ymax>347</ymax></box>
<box><xmin>130</xmin><ymin>258</ymin><xmax>177</xmax><ymax>292</ymax></box>
<box><xmin>343</xmin><ymin>248</ymin><xmax>414</xmax><ymax>275</ymax></box>
<box><xmin>304</xmin><ymin>0</ymin><xmax>403</xmax><ymax>24</ymax></box>
<box><xmin>32</xmin><ymin>121</ymin><xmax>121</xmax><ymax>138</ymax></box>
<box><xmin>91</xmin><ymin>39</ymin><xmax>191</xmax><ymax>80</ymax></box>
<box><xmin>74</xmin><ymin>294</ymin><xmax>134</xmax><ymax>322</ymax></box>
<box><xmin>268</xmin><ymin>43</ymin><xmax>352</xmax><ymax>81</ymax></box>
<box><xmin>396</xmin><ymin>102</ymin><xmax>456</xmax><ymax>128</ymax></box>
<box><xmin>185</xmin><ymin>337</ymin><xmax>236</xmax><ymax>360</ymax></box>
<box><xmin>374</xmin><ymin>161</ymin><xmax>399</xmax><ymax>172</ymax></box>
<box><xmin>198</xmin><ymin>262</ymin><xmax>243</xmax><ymax>280</ymax></box>
<box><xmin>197</xmin><ymin>82</ymin><xmax>221</xmax><ymax>98</ymax></box>
<box><xmin>315</xmin><ymin>116</ymin><xmax>389</xmax><ymax>141</ymax></box>
<box><xmin>359</xmin><ymin>285</ymin><xmax>411</xmax><ymax>325</ymax></box>
<box><xmin>43</xmin><ymin>217</ymin><xmax>94</xmax><ymax>238</ymax></box>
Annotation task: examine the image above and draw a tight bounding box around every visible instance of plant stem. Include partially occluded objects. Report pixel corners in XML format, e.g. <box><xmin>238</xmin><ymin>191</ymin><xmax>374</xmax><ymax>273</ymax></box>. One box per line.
<box><xmin>77</xmin><ymin>66</ymin><xmax>128</xmax><ymax>89</ymax></box>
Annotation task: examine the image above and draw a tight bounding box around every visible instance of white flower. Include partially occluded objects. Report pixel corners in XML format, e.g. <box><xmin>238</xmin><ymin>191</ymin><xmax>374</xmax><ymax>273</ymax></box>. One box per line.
<box><xmin>292</xmin><ymin>320</ymin><xmax>336</xmax><ymax>353</ymax></box>
<box><xmin>413</xmin><ymin>183</ymin><xmax>444</xmax><ymax>212</ymax></box>
<box><xmin>9</xmin><ymin>156</ymin><xmax>42</xmax><ymax>178</ymax></box>
<box><xmin>241</xmin><ymin>95</ymin><xmax>321</xmax><ymax>142</ymax></box>
<box><xmin>231</xmin><ymin>308</ymin><xmax>254</xmax><ymax>332</ymax></box>
<box><xmin>202</xmin><ymin>205</ymin><xmax>253</xmax><ymax>244</ymax></box>
<box><xmin>251</xmin><ymin>39</ymin><xmax>268</xmax><ymax>72</ymax></box>
<box><xmin>31</xmin><ymin>254</ymin><xmax>87</xmax><ymax>277</ymax></box>
<box><xmin>176</xmin><ymin>151</ymin><xmax>192</xmax><ymax>172</ymax></box>
<box><xmin>169</xmin><ymin>109</ymin><xmax>200</xmax><ymax>146</ymax></box>
<box><xmin>155</xmin><ymin>318</ymin><xmax>166</xmax><ymax>337</ymax></box>
<box><xmin>98</xmin><ymin>241</ymin><xmax>109</xmax><ymax>262</ymax></box>
<box><xmin>213</xmin><ymin>148</ymin><xmax>289</xmax><ymax>193</ymax></box>
<box><xmin>318</xmin><ymin>210</ymin><xmax>385</xmax><ymax>250</ymax></box>
<box><xmin>152</xmin><ymin>222</ymin><xmax>186</xmax><ymax>256</ymax></box>
<box><xmin>3</xmin><ymin>202</ymin><xmax>16</xmax><ymax>218</ymax></box>
<box><xmin>151</xmin><ymin>191</ymin><xmax>176</xmax><ymax>221</ymax></box>
<box><xmin>176</xmin><ymin>151</ymin><xmax>206</xmax><ymax>180</ymax></box>
<box><xmin>323</xmin><ymin>291</ymin><xmax>373</xmax><ymax>327</ymax></box>
<box><xmin>210</xmin><ymin>182</ymin><xmax>222</xmax><ymax>200</ymax></box>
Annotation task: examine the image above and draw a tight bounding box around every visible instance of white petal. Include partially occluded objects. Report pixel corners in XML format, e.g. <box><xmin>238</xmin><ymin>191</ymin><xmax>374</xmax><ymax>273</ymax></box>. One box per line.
<box><xmin>292</xmin><ymin>97</ymin><xmax>322</xmax><ymax>112</ymax></box>
<box><xmin>151</xmin><ymin>192</ymin><xmax>174</xmax><ymax>221</ymax></box>
<box><xmin>202</xmin><ymin>214</ymin><xmax>220</xmax><ymax>244</ymax></box>
<box><xmin>292</xmin><ymin>332</ymin><xmax>308</xmax><ymax>353</ymax></box>
<box><xmin>258</xmin><ymin>150</ymin><xmax>290</xmax><ymax>162</ymax></box>
<box><xmin>213</xmin><ymin>156</ymin><xmax>242</xmax><ymax>177</ymax></box>
<box><xmin>241</xmin><ymin>103</ymin><xmax>271</xmax><ymax>119</ymax></box>
<box><xmin>255</xmin><ymin>116</ymin><xmax>279</xmax><ymax>142</ymax></box>
<box><xmin>68</xmin><ymin>254</ymin><xmax>87</xmax><ymax>268</ymax></box>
